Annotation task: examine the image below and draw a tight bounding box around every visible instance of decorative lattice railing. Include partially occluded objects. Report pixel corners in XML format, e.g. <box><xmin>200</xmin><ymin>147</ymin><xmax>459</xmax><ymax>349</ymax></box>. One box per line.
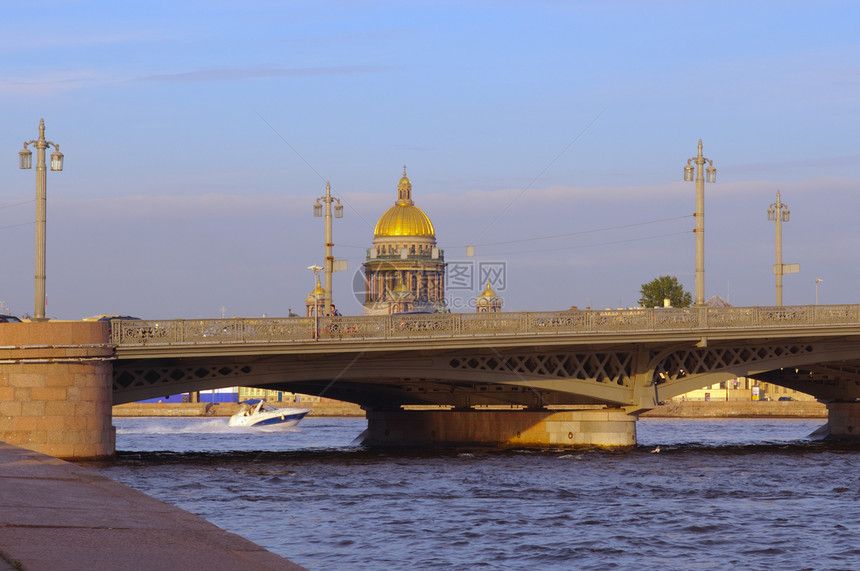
<box><xmin>110</xmin><ymin>305</ymin><xmax>860</xmax><ymax>346</ymax></box>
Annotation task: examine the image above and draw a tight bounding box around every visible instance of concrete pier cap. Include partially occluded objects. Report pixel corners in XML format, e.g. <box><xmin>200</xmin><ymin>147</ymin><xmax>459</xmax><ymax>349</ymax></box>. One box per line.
<box><xmin>0</xmin><ymin>321</ymin><xmax>115</xmax><ymax>460</ymax></box>
<box><xmin>363</xmin><ymin>407</ymin><xmax>638</xmax><ymax>449</ymax></box>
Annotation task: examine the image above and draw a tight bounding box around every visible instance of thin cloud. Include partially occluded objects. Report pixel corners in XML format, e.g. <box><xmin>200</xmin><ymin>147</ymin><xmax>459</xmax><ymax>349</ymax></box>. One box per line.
<box><xmin>0</xmin><ymin>30</ymin><xmax>169</xmax><ymax>52</ymax></box>
<box><xmin>137</xmin><ymin>64</ymin><xmax>402</xmax><ymax>83</ymax></box>
<box><xmin>57</xmin><ymin>193</ymin><xmax>306</xmax><ymax>220</ymax></box>
<box><xmin>0</xmin><ymin>63</ymin><xmax>402</xmax><ymax>96</ymax></box>
<box><xmin>0</xmin><ymin>71</ymin><xmax>106</xmax><ymax>96</ymax></box>
<box><xmin>729</xmin><ymin>155</ymin><xmax>860</xmax><ymax>176</ymax></box>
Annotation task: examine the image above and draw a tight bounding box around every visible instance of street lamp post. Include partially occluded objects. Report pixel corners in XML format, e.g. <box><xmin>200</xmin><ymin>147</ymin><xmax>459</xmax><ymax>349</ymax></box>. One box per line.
<box><xmin>19</xmin><ymin>119</ymin><xmax>63</xmax><ymax>321</ymax></box>
<box><xmin>767</xmin><ymin>190</ymin><xmax>798</xmax><ymax>306</ymax></box>
<box><xmin>307</xmin><ymin>264</ymin><xmax>323</xmax><ymax>339</ymax></box>
<box><xmin>684</xmin><ymin>139</ymin><xmax>716</xmax><ymax>307</ymax></box>
<box><xmin>313</xmin><ymin>182</ymin><xmax>343</xmax><ymax>315</ymax></box>
<box><xmin>815</xmin><ymin>278</ymin><xmax>823</xmax><ymax>305</ymax></box>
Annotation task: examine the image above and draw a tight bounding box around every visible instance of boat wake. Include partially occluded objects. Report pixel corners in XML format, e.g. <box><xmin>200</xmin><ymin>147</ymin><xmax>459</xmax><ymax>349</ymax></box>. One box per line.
<box><xmin>114</xmin><ymin>417</ymin><xmax>302</xmax><ymax>435</ymax></box>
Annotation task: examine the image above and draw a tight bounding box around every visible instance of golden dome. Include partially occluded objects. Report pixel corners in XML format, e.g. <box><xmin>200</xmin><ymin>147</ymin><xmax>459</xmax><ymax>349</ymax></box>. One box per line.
<box><xmin>374</xmin><ymin>204</ymin><xmax>436</xmax><ymax>237</ymax></box>
<box><xmin>309</xmin><ymin>281</ymin><xmax>325</xmax><ymax>296</ymax></box>
<box><xmin>481</xmin><ymin>282</ymin><xmax>497</xmax><ymax>297</ymax></box>
<box><xmin>374</xmin><ymin>167</ymin><xmax>436</xmax><ymax>238</ymax></box>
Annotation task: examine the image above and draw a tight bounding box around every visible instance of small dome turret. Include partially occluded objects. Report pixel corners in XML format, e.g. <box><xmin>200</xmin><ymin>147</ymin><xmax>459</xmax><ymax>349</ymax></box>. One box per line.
<box><xmin>476</xmin><ymin>282</ymin><xmax>503</xmax><ymax>313</ymax></box>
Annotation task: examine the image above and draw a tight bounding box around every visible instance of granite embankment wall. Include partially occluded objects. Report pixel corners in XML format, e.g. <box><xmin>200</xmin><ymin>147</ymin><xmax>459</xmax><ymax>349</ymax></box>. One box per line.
<box><xmin>0</xmin><ymin>321</ymin><xmax>114</xmax><ymax>459</ymax></box>
<box><xmin>0</xmin><ymin>442</ymin><xmax>305</xmax><ymax>570</ymax></box>
<box><xmin>113</xmin><ymin>400</ymin><xmax>828</xmax><ymax>418</ymax></box>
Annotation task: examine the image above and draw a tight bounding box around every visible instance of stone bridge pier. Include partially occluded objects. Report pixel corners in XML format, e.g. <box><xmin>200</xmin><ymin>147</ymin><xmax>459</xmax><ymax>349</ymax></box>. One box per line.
<box><xmin>825</xmin><ymin>403</ymin><xmax>860</xmax><ymax>438</ymax></box>
<box><xmin>0</xmin><ymin>321</ymin><xmax>114</xmax><ymax>460</ymax></box>
<box><xmin>363</xmin><ymin>408</ymin><xmax>638</xmax><ymax>448</ymax></box>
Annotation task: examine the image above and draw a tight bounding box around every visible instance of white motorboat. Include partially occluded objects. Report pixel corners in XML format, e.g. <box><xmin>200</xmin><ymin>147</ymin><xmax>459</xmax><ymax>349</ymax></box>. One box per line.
<box><xmin>228</xmin><ymin>399</ymin><xmax>312</xmax><ymax>430</ymax></box>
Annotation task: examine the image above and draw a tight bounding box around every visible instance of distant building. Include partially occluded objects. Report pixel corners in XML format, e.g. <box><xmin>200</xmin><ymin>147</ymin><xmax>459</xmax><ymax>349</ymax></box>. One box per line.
<box><xmin>362</xmin><ymin>168</ymin><xmax>447</xmax><ymax>315</ymax></box>
<box><xmin>305</xmin><ymin>280</ymin><xmax>326</xmax><ymax>317</ymax></box>
<box><xmin>136</xmin><ymin>387</ymin><xmax>239</xmax><ymax>404</ymax></box>
<box><xmin>705</xmin><ymin>295</ymin><xmax>731</xmax><ymax>308</ymax></box>
<box><xmin>476</xmin><ymin>282</ymin><xmax>503</xmax><ymax>313</ymax></box>
<box><xmin>674</xmin><ymin>377</ymin><xmax>817</xmax><ymax>402</ymax></box>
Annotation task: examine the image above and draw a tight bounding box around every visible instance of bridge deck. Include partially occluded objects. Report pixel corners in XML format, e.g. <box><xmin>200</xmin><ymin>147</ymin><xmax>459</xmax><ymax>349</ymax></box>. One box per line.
<box><xmin>107</xmin><ymin>305</ymin><xmax>860</xmax><ymax>412</ymax></box>
<box><xmin>112</xmin><ymin>305</ymin><xmax>860</xmax><ymax>357</ymax></box>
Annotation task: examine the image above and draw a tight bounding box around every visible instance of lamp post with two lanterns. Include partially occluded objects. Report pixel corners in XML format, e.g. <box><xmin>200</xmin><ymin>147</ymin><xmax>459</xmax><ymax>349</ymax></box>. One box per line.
<box><xmin>18</xmin><ymin>119</ymin><xmax>64</xmax><ymax>321</ymax></box>
<box><xmin>684</xmin><ymin>139</ymin><xmax>716</xmax><ymax>307</ymax></box>
<box><xmin>313</xmin><ymin>182</ymin><xmax>343</xmax><ymax>315</ymax></box>
<box><xmin>768</xmin><ymin>190</ymin><xmax>798</xmax><ymax>306</ymax></box>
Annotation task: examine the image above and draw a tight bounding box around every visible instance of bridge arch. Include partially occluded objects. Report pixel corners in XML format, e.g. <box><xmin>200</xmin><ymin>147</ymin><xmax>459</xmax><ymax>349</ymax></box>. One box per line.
<box><xmin>108</xmin><ymin>309</ymin><xmax>860</xmax><ymax>449</ymax></box>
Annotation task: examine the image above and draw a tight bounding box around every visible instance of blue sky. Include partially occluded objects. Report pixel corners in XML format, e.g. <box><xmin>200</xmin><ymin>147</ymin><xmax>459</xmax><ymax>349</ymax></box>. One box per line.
<box><xmin>1</xmin><ymin>0</ymin><xmax>859</xmax><ymax>319</ymax></box>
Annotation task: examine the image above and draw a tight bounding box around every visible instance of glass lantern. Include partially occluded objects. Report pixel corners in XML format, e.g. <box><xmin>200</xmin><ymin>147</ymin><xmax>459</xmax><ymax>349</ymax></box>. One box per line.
<box><xmin>683</xmin><ymin>164</ymin><xmax>694</xmax><ymax>181</ymax></box>
<box><xmin>19</xmin><ymin>147</ymin><xmax>32</xmax><ymax>169</ymax></box>
<box><xmin>50</xmin><ymin>149</ymin><xmax>64</xmax><ymax>171</ymax></box>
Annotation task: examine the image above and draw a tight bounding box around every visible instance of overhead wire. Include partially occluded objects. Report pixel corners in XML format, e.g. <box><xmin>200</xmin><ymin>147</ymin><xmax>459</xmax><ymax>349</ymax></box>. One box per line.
<box><xmin>483</xmin><ymin>230</ymin><xmax>693</xmax><ymax>257</ymax></box>
<box><xmin>0</xmin><ymin>221</ymin><xmax>34</xmax><ymax>231</ymax></box>
<box><xmin>335</xmin><ymin>215</ymin><xmax>692</xmax><ymax>256</ymax></box>
<box><xmin>253</xmin><ymin>108</ymin><xmax>687</xmax><ymax>261</ymax></box>
<box><xmin>473</xmin><ymin>109</ymin><xmax>605</xmax><ymax>242</ymax></box>
<box><xmin>253</xmin><ymin>108</ymin><xmax>374</xmax><ymax>230</ymax></box>
<box><xmin>0</xmin><ymin>199</ymin><xmax>34</xmax><ymax>209</ymax></box>
<box><xmin>450</xmin><ymin>214</ymin><xmax>693</xmax><ymax>249</ymax></box>
<box><xmin>0</xmin><ymin>199</ymin><xmax>36</xmax><ymax>231</ymax></box>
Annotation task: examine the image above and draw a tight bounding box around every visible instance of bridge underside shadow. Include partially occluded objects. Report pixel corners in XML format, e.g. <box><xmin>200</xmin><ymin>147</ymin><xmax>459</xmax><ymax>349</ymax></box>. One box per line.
<box><xmin>113</xmin><ymin>334</ymin><xmax>860</xmax><ymax>447</ymax></box>
<box><xmin>113</xmin><ymin>346</ymin><xmax>651</xmax><ymax>448</ymax></box>
<box><xmin>113</xmin><ymin>345</ymin><xmax>655</xmax><ymax>410</ymax></box>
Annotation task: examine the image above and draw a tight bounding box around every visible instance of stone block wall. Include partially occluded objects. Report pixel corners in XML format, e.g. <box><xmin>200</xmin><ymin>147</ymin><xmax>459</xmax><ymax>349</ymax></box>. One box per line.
<box><xmin>0</xmin><ymin>321</ymin><xmax>114</xmax><ymax>459</ymax></box>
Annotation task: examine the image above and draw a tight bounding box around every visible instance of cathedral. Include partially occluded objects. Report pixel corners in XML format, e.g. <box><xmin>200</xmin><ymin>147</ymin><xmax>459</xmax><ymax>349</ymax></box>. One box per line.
<box><xmin>304</xmin><ymin>167</ymin><xmax>503</xmax><ymax>315</ymax></box>
<box><xmin>362</xmin><ymin>168</ymin><xmax>447</xmax><ymax>315</ymax></box>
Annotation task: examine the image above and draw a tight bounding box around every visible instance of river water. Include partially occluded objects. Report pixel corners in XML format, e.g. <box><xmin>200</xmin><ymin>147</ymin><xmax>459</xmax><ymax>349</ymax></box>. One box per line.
<box><xmin>92</xmin><ymin>416</ymin><xmax>860</xmax><ymax>570</ymax></box>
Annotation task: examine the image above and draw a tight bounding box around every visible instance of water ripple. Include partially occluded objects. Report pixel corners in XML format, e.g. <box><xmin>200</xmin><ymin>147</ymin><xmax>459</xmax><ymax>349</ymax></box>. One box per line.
<box><xmin>92</xmin><ymin>416</ymin><xmax>860</xmax><ymax>570</ymax></box>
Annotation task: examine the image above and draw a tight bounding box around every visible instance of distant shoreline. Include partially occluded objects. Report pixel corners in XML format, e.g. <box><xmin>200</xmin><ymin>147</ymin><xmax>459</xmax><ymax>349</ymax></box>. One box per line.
<box><xmin>641</xmin><ymin>400</ymin><xmax>826</xmax><ymax>419</ymax></box>
<box><xmin>114</xmin><ymin>400</ymin><xmax>827</xmax><ymax>419</ymax></box>
<box><xmin>113</xmin><ymin>401</ymin><xmax>365</xmax><ymax>417</ymax></box>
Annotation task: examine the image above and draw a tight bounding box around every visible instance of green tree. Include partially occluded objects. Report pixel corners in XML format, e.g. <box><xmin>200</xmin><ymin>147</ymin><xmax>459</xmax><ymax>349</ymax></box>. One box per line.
<box><xmin>638</xmin><ymin>275</ymin><xmax>693</xmax><ymax>308</ymax></box>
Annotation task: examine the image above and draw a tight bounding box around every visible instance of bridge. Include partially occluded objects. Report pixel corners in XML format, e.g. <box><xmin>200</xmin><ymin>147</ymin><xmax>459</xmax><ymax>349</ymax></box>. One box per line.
<box><xmin>4</xmin><ymin>305</ymin><xmax>860</xmax><ymax>459</ymax></box>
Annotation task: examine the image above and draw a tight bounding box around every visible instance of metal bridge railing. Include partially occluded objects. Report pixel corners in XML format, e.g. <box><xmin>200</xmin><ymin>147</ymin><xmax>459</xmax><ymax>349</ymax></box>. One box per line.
<box><xmin>110</xmin><ymin>304</ymin><xmax>860</xmax><ymax>347</ymax></box>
